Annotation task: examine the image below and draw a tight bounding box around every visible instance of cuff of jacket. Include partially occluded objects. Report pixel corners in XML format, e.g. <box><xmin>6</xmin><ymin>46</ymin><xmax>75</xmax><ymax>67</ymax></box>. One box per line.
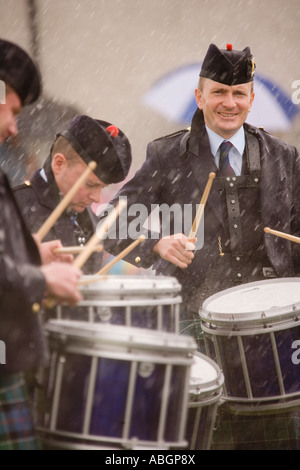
<box><xmin>120</xmin><ymin>236</ymin><xmax>161</xmax><ymax>269</ymax></box>
<box><xmin>23</xmin><ymin>264</ymin><xmax>47</xmax><ymax>314</ymax></box>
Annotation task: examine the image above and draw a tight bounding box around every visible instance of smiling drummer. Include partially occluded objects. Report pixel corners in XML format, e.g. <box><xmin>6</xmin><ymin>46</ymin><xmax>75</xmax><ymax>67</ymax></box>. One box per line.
<box><xmin>99</xmin><ymin>43</ymin><xmax>300</xmax><ymax>450</ymax></box>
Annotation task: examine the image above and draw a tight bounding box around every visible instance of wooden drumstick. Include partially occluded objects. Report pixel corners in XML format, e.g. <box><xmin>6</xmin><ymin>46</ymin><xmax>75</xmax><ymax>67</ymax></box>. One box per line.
<box><xmin>188</xmin><ymin>172</ymin><xmax>216</xmax><ymax>242</ymax></box>
<box><xmin>36</xmin><ymin>161</ymin><xmax>97</xmax><ymax>241</ymax></box>
<box><xmin>78</xmin><ymin>235</ymin><xmax>146</xmax><ymax>286</ymax></box>
<box><xmin>53</xmin><ymin>245</ymin><xmax>103</xmax><ymax>255</ymax></box>
<box><xmin>96</xmin><ymin>235</ymin><xmax>145</xmax><ymax>275</ymax></box>
<box><xmin>44</xmin><ymin>200</ymin><xmax>126</xmax><ymax>309</ymax></box>
<box><xmin>264</xmin><ymin>227</ymin><xmax>300</xmax><ymax>244</ymax></box>
<box><xmin>73</xmin><ymin>199</ymin><xmax>127</xmax><ymax>269</ymax></box>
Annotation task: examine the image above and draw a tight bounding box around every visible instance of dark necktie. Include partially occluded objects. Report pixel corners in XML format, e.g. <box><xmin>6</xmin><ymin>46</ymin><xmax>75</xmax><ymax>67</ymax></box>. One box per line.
<box><xmin>219</xmin><ymin>140</ymin><xmax>235</xmax><ymax>176</ymax></box>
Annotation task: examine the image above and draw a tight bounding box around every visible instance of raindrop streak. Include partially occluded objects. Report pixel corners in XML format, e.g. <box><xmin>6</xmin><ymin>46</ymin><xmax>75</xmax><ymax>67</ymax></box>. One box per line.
<box><xmin>0</xmin><ymin>340</ymin><xmax>6</xmax><ymax>365</ymax></box>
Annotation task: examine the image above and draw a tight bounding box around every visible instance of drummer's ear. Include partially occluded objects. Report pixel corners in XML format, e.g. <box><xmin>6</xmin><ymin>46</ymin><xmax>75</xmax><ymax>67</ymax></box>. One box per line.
<box><xmin>52</xmin><ymin>153</ymin><xmax>68</xmax><ymax>176</ymax></box>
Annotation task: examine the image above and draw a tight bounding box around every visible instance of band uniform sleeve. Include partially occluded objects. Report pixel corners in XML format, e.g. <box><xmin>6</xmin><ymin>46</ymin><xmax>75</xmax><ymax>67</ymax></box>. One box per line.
<box><xmin>100</xmin><ymin>141</ymin><xmax>164</xmax><ymax>269</ymax></box>
<box><xmin>0</xmin><ymin>181</ymin><xmax>46</xmax><ymax>312</ymax></box>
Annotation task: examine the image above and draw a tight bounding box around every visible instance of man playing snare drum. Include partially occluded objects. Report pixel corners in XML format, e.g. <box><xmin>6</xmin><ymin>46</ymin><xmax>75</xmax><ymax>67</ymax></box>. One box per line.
<box><xmin>0</xmin><ymin>38</ymin><xmax>83</xmax><ymax>450</ymax></box>
<box><xmin>100</xmin><ymin>43</ymin><xmax>300</xmax><ymax>449</ymax></box>
<box><xmin>14</xmin><ymin>115</ymin><xmax>132</xmax><ymax>275</ymax></box>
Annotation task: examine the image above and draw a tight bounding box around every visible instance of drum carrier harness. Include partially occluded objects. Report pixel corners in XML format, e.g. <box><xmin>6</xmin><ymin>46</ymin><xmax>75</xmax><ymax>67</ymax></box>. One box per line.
<box><xmin>183</xmin><ymin>130</ymin><xmax>277</xmax><ymax>312</ymax></box>
<box><xmin>218</xmin><ymin>132</ymin><xmax>269</xmax><ymax>281</ymax></box>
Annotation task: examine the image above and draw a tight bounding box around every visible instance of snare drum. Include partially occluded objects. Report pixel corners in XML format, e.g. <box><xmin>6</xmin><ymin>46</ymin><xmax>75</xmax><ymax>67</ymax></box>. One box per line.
<box><xmin>200</xmin><ymin>278</ymin><xmax>300</xmax><ymax>412</ymax></box>
<box><xmin>36</xmin><ymin>320</ymin><xmax>196</xmax><ymax>450</ymax></box>
<box><xmin>55</xmin><ymin>275</ymin><xmax>181</xmax><ymax>333</ymax></box>
<box><xmin>185</xmin><ymin>352</ymin><xmax>224</xmax><ymax>450</ymax></box>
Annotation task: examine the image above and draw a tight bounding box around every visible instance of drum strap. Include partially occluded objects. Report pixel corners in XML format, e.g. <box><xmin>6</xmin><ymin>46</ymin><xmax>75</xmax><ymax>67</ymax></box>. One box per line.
<box><xmin>224</xmin><ymin>133</ymin><xmax>261</xmax><ymax>258</ymax></box>
<box><xmin>246</xmin><ymin>132</ymin><xmax>261</xmax><ymax>176</ymax></box>
<box><xmin>183</xmin><ymin>133</ymin><xmax>276</xmax><ymax>314</ymax></box>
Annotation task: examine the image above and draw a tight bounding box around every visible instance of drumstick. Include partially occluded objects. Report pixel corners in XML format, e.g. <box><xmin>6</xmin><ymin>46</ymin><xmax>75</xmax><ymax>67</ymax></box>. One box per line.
<box><xmin>96</xmin><ymin>234</ymin><xmax>145</xmax><ymax>275</ymax></box>
<box><xmin>36</xmin><ymin>161</ymin><xmax>97</xmax><ymax>241</ymax></box>
<box><xmin>73</xmin><ymin>199</ymin><xmax>127</xmax><ymax>269</ymax></box>
<box><xmin>163</xmin><ymin>172</ymin><xmax>216</xmax><ymax>275</ymax></box>
<box><xmin>264</xmin><ymin>227</ymin><xmax>300</xmax><ymax>244</ymax></box>
<box><xmin>188</xmin><ymin>172</ymin><xmax>216</xmax><ymax>241</ymax></box>
<box><xmin>44</xmin><ymin>200</ymin><xmax>126</xmax><ymax>309</ymax></box>
<box><xmin>53</xmin><ymin>245</ymin><xmax>103</xmax><ymax>255</ymax></box>
<box><xmin>78</xmin><ymin>235</ymin><xmax>146</xmax><ymax>285</ymax></box>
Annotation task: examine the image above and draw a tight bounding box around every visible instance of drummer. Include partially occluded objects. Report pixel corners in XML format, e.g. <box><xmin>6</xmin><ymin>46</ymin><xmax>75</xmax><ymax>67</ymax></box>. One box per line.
<box><xmin>99</xmin><ymin>43</ymin><xmax>300</xmax><ymax>449</ymax></box>
<box><xmin>0</xmin><ymin>38</ymin><xmax>83</xmax><ymax>450</ymax></box>
<box><xmin>14</xmin><ymin>114</ymin><xmax>132</xmax><ymax>274</ymax></box>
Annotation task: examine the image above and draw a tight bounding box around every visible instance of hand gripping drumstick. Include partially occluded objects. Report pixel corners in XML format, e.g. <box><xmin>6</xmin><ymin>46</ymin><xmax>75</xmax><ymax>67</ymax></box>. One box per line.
<box><xmin>162</xmin><ymin>172</ymin><xmax>216</xmax><ymax>275</ymax></box>
<box><xmin>36</xmin><ymin>161</ymin><xmax>97</xmax><ymax>241</ymax></box>
<box><xmin>264</xmin><ymin>227</ymin><xmax>300</xmax><ymax>244</ymax></box>
<box><xmin>73</xmin><ymin>199</ymin><xmax>127</xmax><ymax>269</ymax></box>
<box><xmin>78</xmin><ymin>235</ymin><xmax>146</xmax><ymax>285</ymax></box>
<box><xmin>44</xmin><ymin>200</ymin><xmax>126</xmax><ymax>308</ymax></box>
<box><xmin>187</xmin><ymin>172</ymin><xmax>216</xmax><ymax>243</ymax></box>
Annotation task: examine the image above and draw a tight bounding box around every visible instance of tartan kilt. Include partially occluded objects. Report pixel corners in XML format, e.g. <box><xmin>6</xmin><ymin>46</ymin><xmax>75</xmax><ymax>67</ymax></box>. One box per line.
<box><xmin>0</xmin><ymin>373</ymin><xmax>41</xmax><ymax>450</ymax></box>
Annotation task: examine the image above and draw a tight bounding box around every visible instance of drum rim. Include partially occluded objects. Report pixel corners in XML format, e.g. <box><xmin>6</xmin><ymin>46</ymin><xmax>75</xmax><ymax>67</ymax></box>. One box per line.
<box><xmin>189</xmin><ymin>351</ymin><xmax>224</xmax><ymax>395</ymax></box>
<box><xmin>200</xmin><ymin>277</ymin><xmax>300</xmax><ymax>325</ymax></box>
<box><xmin>76</xmin><ymin>297</ymin><xmax>182</xmax><ymax>307</ymax></box>
<box><xmin>45</xmin><ymin>319</ymin><xmax>197</xmax><ymax>353</ymax></box>
<box><xmin>37</xmin><ymin>429</ymin><xmax>188</xmax><ymax>450</ymax></box>
<box><xmin>79</xmin><ymin>274</ymin><xmax>182</xmax><ymax>295</ymax></box>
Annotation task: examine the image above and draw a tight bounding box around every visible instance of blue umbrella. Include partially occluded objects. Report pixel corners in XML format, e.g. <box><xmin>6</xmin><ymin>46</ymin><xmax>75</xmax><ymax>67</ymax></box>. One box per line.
<box><xmin>142</xmin><ymin>63</ymin><xmax>299</xmax><ymax>132</ymax></box>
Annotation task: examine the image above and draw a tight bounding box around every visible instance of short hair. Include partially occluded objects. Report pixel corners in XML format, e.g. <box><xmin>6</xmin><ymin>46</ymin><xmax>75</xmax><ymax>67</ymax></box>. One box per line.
<box><xmin>4</xmin><ymin>83</ymin><xmax>14</xmax><ymax>95</ymax></box>
<box><xmin>50</xmin><ymin>135</ymin><xmax>82</xmax><ymax>166</ymax></box>
<box><xmin>0</xmin><ymin>83</ymin><xmax>18</xmax><ymax>104</ymax></box>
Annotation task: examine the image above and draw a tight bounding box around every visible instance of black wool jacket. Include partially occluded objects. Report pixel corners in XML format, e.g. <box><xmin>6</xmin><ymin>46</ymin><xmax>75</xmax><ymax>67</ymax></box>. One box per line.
<box><xmin>101</xmin><ymin>109</ymin><xmax>300</xmax><ymax>299</ymax></box>
<box><xmin>0</xmin><ymin>169</ymin><xmax>47</xmax><ymax>375</ymax></box>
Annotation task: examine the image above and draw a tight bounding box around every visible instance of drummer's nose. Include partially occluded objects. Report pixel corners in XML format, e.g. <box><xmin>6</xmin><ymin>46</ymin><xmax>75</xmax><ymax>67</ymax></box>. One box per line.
<box><xmin>90</xmin><ymin>186</ymin><xmax>102</xmax><ymax>204</ymax></box>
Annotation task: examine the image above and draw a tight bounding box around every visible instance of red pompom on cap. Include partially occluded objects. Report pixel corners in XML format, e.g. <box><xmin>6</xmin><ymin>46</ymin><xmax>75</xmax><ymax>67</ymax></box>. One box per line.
<box><xmin>226</xmin><ymin>43</ymin><xmax>233</xmax><ymax>51</ymax></box>
<box><xmin>106</xmin><ymin>125</ymin><xmax>119</xmax><ymax>138</ymax></box>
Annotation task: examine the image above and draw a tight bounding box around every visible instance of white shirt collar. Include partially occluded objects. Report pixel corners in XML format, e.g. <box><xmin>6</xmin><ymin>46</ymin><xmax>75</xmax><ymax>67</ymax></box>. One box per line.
<box><xmin>205</xmin><ymin>125</ymin><xmax>245</xmax><ymax>157</ymax></box>
<box><xmin>40</xmin><ymin>168</ymin><xmax>48</xmax><ymax>182</ymax></box>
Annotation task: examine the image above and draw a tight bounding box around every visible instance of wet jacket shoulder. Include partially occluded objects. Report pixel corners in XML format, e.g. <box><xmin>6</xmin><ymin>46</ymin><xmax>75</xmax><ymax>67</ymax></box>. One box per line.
<box><xmin>100</xmin><ymin>127</ymin><xmax>191</xmax><ymax>267</ymax></box>
<box><xmin>14</xmin><ymin>169</ymin><xmax>57</xmax><ymax>235</ymax></box>
<box><xmin>245</xmin><ymin>121</ymin><xmax>299</xmax><ymax>159</ymax></box>
<box><xmin>150</xmin><ymin>128</ymin><xmax>190</xmax><ymax>156</ymax></box>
